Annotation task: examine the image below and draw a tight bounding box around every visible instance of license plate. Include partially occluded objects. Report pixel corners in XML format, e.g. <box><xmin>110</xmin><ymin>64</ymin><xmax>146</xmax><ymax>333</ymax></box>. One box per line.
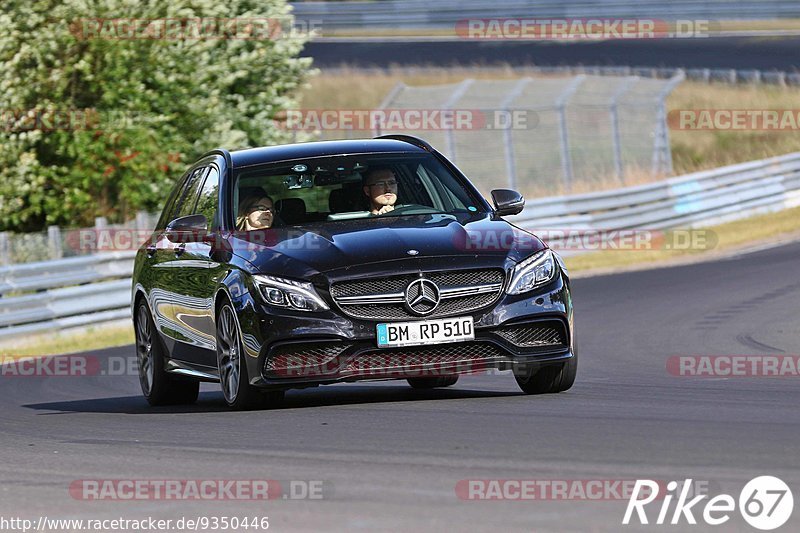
<box><xmin>376</xmin><ymin>316</ymin><xmax>474</xmax><ymax>348</ymax></box>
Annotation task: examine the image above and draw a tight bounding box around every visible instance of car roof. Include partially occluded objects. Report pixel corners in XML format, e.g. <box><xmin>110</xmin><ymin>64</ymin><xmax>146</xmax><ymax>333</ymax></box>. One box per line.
<box><xmin>228</xmin><ymin>139</ymin><xmax>428</xmax><ymax>169</ymax></box>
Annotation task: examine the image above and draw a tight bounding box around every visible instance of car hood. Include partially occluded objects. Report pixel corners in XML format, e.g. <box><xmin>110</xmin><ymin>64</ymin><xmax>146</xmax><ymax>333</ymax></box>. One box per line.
<box><xmin>231</xmin><ymin>213</ymin><xmax>545</xmax><ymax>278</ymax></box>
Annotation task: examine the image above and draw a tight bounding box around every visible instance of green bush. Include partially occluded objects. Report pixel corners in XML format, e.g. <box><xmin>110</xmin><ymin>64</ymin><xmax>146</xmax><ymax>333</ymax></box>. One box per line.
<box><xmin>0</xmin><ymin>0</ymin><xmax>313</xmax><ymax>232</ymax></box>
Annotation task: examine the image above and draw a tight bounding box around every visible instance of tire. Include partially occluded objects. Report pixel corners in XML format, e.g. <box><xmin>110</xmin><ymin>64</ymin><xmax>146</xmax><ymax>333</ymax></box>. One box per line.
<box><xmin>135</xmin><ymin>301</ymin><xmax>199</xmax><ymax>406</ymax></box>
<box><xmin>515</xmin><ymin>350</ymin><xmax>577</xmax><ymax>395</ymax></box>
<box><xmin>216</xmin><ymin>301</ymin><xmax>284</xmax><ymax>410</ymax></box>
<box><xmin>407</xmin><ymin>375</ymin><xmax>459</xmax><ymax>389</ymax></box>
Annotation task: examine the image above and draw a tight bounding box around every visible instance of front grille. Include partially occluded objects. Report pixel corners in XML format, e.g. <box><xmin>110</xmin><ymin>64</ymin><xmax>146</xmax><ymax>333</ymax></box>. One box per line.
<box><xmin>343</xmin><ymin>292</ymin><xmax>499</xmax><ymax>320</ymax></box>
<box><xmin>265</xmin><ymin>343</ymin><xmax>348</xmax><ymax>375</ymax></box>
<box><xmin>495</xmin><ymin>321</ymin><xmax>567</xmax><ymax>348</ymax></box>
<box><xmin>263</xmin><ymin>341</ymin><xmax>507</xmax><ymax>379</ymax></box>
<box><xmin>330</xmin><ymin>277</ymin><xmax>408</xmax><ymax>298</ymax></box>
<box><xmin>346</xmin><ymin>342</ymin><xmax>505</xmax><ymax>373</ymax></box>
<box><xmin>330</xmin><ymin>268</ymin><xmax>505</xmax><ymax>321</ymax></box>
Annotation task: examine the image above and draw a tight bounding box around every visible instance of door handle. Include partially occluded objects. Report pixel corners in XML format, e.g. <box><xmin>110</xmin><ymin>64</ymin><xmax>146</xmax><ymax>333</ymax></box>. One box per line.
<box><xmin>175</xmin><ymin>243</ymin><xmax>186</xmax><ymax>257</ymax></box>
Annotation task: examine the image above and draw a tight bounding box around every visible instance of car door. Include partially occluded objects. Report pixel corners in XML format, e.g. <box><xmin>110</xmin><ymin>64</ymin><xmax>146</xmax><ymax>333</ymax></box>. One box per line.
<box><xmin>154</xmin><ymin>166</ymin><xmax>209</xmax><ymax>355</ymax></box>
<box><xmin>139</xmin><ymin>169</ymin><xmax>192</xmax><ymax>352</ymax></box>
<box><xmin>167</xmin><ymin>163</ymin><xmax>222</xmax><ymax>367</ymax></box>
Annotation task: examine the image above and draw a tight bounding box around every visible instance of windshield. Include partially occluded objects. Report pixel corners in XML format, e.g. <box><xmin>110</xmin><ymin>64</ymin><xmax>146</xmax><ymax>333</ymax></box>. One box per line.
<box><xmin>232</xmin><ymin>152</ymin><xmax>487</xmax><ymax>229</ymax></box>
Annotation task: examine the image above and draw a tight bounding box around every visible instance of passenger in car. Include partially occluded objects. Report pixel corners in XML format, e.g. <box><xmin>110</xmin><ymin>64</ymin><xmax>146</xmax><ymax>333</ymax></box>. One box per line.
<box><xmin>362</xmin><ymin>167</ymin><xmax>398</xmax><ymax>215</ymax></box>
<box><xmin>236</xmin><ymin>193</ymin><xmax>275</xmax><ymax>230</ymax></box>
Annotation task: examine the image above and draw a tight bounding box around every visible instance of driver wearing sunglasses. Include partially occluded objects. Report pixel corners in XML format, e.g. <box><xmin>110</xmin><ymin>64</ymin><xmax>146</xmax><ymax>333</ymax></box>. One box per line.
<box><xmin>236</xmin><ymin>194</ymin><xmax>275</xmax><ymax>231</ymax></box>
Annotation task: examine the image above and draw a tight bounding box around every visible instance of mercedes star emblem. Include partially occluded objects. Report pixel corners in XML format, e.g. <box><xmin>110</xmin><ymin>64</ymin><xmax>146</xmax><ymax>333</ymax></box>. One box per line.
<box><xmin>404</xmin><ymin>278</ymin><xmax>440</xmax><ymax>315</ymax></box>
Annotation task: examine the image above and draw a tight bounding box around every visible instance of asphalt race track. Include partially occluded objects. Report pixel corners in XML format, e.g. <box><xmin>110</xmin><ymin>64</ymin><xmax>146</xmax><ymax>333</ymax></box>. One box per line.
<box><xmin>2</xmin><ymin>240</ymin><xmax>800</xmax><ymax>531</ymax></box>
<box><xmin>303</xmin><ymin>37</ymin><xmax>800</xmax><ymax>71</ymax></box>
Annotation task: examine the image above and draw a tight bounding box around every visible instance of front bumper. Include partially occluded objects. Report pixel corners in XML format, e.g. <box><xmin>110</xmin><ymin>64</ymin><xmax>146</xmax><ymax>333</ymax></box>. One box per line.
<box><xmin>235</xmin><ymin>272</ymin><xmax>574</xmax><ymax>389</ymax></box>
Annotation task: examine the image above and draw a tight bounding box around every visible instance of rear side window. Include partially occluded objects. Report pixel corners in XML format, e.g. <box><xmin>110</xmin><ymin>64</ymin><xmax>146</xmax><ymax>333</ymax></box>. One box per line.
<box><xmin>195</xmin><ymin>166</ymin><xmax>220</xmax><ymax>229</ymax></box>
<box><xmin>155</xmin><ymin>170</ymin><xmax>191</xmax><ymax>231</ymax></box>
<box><xmin>174</xmin><ymin>167</ymin><xmax>209</xmax><ymax>219</ymax></box>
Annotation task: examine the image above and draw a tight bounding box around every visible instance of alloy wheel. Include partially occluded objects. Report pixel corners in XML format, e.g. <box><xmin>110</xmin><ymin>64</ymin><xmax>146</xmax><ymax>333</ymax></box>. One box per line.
<box><xmin>135</xmin><ymin>304</ymin><xmax>155</xmax><ymax>396</ymax></box>
<box><xmin>217</xmin><ymin>305</ymin><xmax>241</xmax><ymax>404</ymax></box>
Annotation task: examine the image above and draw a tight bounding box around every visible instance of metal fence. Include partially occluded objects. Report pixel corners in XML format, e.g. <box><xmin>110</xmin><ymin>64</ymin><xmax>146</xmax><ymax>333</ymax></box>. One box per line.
<box><xmin>0</xmin><ymin>253</ymin><xmax>134</xmax><ymax>340</ymax></box>
<box><xmin>291</xmin><ymin>0</ymin><xmax>800</xmax><ymax>28</ymax></box>
<box><xmin>0</xmin><ymin>212</ymin><xmax>158</xmax><ymax>266</ymax></box>
<box><xmin>369</xmin><ymin>74</ymin><xmax>683</xmax><ymax>196</ymax></box>
<box><xmin>326</xmin><ymin>65</ymin><xmax>800</xmax><ymax>87</ymax></box>
<box><xmin>513</xmin><ymin>151</ymin><xmax>800</xmax><ymax>233</ymax></box>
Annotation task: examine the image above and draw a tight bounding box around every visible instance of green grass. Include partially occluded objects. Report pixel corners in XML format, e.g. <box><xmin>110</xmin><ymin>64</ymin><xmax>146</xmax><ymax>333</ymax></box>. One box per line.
<box><xmin>566</xmin><ymin>206</ymin><xmax>800</xmax><ymax>274</ymax></box>
<box><xmin>0</xmin><ymin>324</ymin><xmax>134</xmax><ymax>358</ymax></box>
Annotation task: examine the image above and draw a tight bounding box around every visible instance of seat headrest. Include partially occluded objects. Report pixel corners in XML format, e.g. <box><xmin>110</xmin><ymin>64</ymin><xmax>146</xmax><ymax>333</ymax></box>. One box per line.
<box><xmin>329</xmin><ymin>184</ymin><xmax>367</xmax><ymax>213</ymax></box>
<box><xmin>275</xmin><ymin>198</ymin><xmax>306</xmax><ymax>224</ymax></box>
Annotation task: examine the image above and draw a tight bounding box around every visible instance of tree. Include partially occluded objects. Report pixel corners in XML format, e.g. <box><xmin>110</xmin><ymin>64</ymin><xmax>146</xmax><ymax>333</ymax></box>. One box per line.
<box><xmin>0</xmin><ymin>0</ymin><xmax>313</xmax><ymax>231</ymax></box>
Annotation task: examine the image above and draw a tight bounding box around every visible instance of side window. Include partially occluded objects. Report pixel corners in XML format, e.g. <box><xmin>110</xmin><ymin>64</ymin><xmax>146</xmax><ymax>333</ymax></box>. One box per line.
<box><xmin>174</xmin><ymin>167</ymin><xmax>209</xmax><ymax>219</ymax></box>
<box><xmin>155</xmin><ymin>170</ymin><xmax>191</xmax><ymax>231</ymax></box>
<box><xmin>196</xmin><ymin>166</ymin><xmax>220</xmax><ymax>229</ymax></box>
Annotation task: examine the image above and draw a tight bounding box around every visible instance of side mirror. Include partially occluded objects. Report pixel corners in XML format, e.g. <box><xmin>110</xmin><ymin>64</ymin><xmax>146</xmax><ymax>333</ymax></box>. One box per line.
<box><xmin>166</xmin><ymin>214</ymin><xmax>208</xmax><ymax>243</ymax></box>
<box><xmin>491</xmin><ymin>189</ymin><xmax>525</xmax><ymax>216</ymax></box>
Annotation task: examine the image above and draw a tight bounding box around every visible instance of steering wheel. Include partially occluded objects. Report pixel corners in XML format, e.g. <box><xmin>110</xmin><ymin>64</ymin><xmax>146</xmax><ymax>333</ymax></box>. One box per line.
<box><xmin>382</xmin><ymin>204</ymin><xmax>440</xmax><ymax>215</ymax></box>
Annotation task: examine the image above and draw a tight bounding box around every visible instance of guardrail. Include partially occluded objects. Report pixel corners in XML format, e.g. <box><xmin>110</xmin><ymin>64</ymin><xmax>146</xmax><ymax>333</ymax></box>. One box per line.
<box><xmin>512</xmin><ymin>152</ymin><xmax>800</xmax><ymax>234</ymax></box>
<box><xmin>291</xmin><ymin>0</ymin><xmax>800</xmax><ymax>27</ymax></box>
<box><xmin>0</xmin><ymin>252</ymin><xmax>135</xmax><ymax>340</ymax></box>
<box><xmin>2</xmin><ymin>152</ymin><xmax>800</xmax><ymax>341</ymax></box>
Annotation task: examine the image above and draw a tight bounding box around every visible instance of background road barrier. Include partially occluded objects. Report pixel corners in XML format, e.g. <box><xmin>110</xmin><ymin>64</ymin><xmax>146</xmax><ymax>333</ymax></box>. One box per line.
<box><xmin>2</xmin><ymin>152</ymin><xmax>799</xmax><ymax>340</ymax></box>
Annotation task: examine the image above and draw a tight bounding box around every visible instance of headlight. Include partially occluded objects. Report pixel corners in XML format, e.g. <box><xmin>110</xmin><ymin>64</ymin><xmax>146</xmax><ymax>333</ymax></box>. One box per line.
<box><xmin>253</xmin><ymin>275</ymin><xmax>329</xmax><ymax>312</ymax></box>
<box><xmin>507</xmin><ymin>249</ymin><xmax>557</xmax><ymax>294</ymax></box>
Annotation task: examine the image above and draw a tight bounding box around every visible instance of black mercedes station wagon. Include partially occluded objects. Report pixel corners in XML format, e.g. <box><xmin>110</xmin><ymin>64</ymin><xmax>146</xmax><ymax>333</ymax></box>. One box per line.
<box><xmin>132</xmin><ymin>135</ymin><xmax>576</xmax><ymax>409</ymax></box>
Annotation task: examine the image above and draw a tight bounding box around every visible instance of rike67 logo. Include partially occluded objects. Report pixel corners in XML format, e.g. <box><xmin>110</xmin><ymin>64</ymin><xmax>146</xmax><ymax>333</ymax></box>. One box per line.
<box><xmin>623</xmin><ymin>476</ymin><xmax>793</xmax><ymax>530</ymax></box>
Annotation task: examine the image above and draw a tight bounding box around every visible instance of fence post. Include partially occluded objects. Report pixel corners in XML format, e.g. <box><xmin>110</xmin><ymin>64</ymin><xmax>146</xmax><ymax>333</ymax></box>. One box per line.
<box><xmin>441</xmin><ymin>79</ymin><xmax>474</xmax><ymax>162</ymax></box>
<box><xmin>47</xmin><ymin>225</ymin><xmax>63</xmax><ymax>260</ymax></box>
<box><xmin>555</xmin><ymin>75</ymin><xmax>585</xmax><ymax>192</ymax></box>
<box><xmin>652</xmin><ymin>70</ymin><xmax>686</xmax><ymax>176</ymax></box>
<box><xmin>610</xmin><ymin>77</ymin><xmax>639</xmax><ymax>185</ymax></box>
<box><xmin>371</xmin><ymin>82</ymin><xmax>407</xmax><ymax>137</ymax></box>
<box><xmin>135</xmin><ymin>211</ymin><xmax>150</xmax><ymax>231</ymax></box>
<box><xmin>499</xmin><ymin>78</ymin><xmax>532</xmax><ymax>191</ymax></box>
<box><xmin>93</xmin><ymin>217</ymin><xmax>107</xmax><ymax>254</ymax></box>
<box><xmin>0</xmin><ymin>232</ymin><xmax>9</xmax><ymax>266</ymax></box>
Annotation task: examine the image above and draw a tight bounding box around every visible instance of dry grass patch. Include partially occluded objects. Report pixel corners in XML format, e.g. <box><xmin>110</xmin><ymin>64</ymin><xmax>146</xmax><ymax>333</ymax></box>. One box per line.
<box><xmin>0</xmin><ymin>323</ymin><xmax>134</xmax><ymax>358</ymax></box>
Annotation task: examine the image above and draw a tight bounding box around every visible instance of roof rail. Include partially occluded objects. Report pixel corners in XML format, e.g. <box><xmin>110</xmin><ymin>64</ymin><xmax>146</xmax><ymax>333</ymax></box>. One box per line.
<box><xmin>374</xmin><ymin>134</ymin><xmax>433</xmax><ymax>152</ymax></box>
